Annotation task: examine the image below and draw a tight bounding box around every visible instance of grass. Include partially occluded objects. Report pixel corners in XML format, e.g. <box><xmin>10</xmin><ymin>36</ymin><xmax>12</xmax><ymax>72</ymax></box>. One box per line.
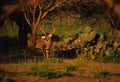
<box><xmin>0</xmin><ymin>57</ymin><xmax>120</xmax><ymax>81</ymax></box>
<box><xmin>91</xmin><ymin>70</ymin><xmax>109</xmax><ymax>79</ymax></box>
<box><xmin>28</xmin><ymin>65</ymin><xmax>73</xmax><ymax>79</ymax></box>
<box><xmin>95</xmin><ymin>55</ymin><xmax>120</xmax><ymax>63</ymax></box>
<box><xmin>0</xmin><ymin>58</ymin><xmax>80</xmax><ymax>79</ymax></box>
<box><xmin>65</xmin><ymin>64</ymin><xmax>78</xmax><ymax>72</ymax></box>
<box><xmin>28</xmin><ymin>58</ymin><xmax>75</xmax><ymax>79</ymax></box>
<box><xmin>40</xmin><ymin>57</ymin><xmax>63</xmax><ymax>64</ymax></box>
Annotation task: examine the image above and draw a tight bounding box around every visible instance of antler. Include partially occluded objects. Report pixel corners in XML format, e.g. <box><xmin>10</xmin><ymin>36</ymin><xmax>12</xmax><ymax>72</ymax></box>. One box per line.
<box><xmin>40</xmin><ymin>27</ymin><xmax>46</xmax><ymax>36</ymax></box>
<box><xmin>51</xmin><ymin>24</ymin><xmax>56</xmax><ymax>34</ymax></box>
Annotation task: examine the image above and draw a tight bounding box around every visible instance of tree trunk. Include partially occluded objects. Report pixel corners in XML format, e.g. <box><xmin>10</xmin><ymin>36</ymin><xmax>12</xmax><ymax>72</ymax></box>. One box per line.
<box><xmin>104</xmin><ymin>0</ymin><xmax>120</xmax><ymax>40</ymax></box>
<box><xmin>31</xmin><ymin>25</ymin><xmax>37</xmax><ymax>38</ymax></box>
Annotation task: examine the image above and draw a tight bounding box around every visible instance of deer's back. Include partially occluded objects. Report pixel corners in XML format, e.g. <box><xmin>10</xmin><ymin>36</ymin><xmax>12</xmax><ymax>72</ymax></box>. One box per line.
<box><xmin>36</xmin><ymin>37</ymin><xmax>52</xmax><ymax>50</ymax></box>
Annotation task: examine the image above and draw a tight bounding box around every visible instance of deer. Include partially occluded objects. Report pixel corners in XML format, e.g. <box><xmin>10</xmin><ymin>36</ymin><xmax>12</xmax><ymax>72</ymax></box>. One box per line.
<box><xmin>27</xmin><ymin>25</ymin><xmax>56</xmax><ymax>59</ymax></box>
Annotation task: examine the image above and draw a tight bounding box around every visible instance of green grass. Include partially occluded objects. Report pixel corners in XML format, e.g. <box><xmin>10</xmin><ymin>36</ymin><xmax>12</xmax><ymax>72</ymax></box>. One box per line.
<box><xmin>95</xmin><ymin>55</ymin><xmax>120</xmax><ymax>64</ymax></box>
<box><xmin>91</xmin><ymin>70</ymin><xmax>109</xmax><ymax>79</ymax></box>
<box><xmin>40</xmin><ymin>57</ymin><xmax>63</xmax><ymax>64</ymax></box>
<box><xmin>0</xmin><ymin>57</ymin><xmax>120</xmax><ymax>81</ymax></box>
<box><xmin>29</xmin><ymin>66</ymin><xmax>73</xmax><ymax>79</ymax></box>
<box><xmin>28</xmin><ymin>61</ymin><xmax>73</xmax><ymax>79</ymax></box>
<box><xmin>65</xmin><ymin>64</ymin><xmax>78</xmax><ymax>72</ymax></box>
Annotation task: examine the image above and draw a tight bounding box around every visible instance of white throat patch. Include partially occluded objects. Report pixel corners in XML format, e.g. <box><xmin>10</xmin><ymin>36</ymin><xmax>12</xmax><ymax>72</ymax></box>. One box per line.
<box><xmin>41</xmin><ymin>36</ymin><xmax>45</xmax><ymax>39</ymax></box>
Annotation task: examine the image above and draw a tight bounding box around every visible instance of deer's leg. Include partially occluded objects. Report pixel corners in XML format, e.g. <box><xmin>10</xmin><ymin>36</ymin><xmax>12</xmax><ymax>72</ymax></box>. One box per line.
<box><xmin>45</xmin><ymin>49</ymin><xmax>49</xmax><ymax>59</ymax></box>
<box><xmin>41</xmin><ymin>48</ymin><xmax>46</xmax><ymax>58</ymax></box>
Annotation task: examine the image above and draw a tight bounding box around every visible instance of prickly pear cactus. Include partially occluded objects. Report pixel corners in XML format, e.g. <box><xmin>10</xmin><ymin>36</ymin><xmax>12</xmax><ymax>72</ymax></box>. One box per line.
<box><xmin>78</xmin><ymin>26</ymin><xmax>96</xmax><ymax>42</ymax></box>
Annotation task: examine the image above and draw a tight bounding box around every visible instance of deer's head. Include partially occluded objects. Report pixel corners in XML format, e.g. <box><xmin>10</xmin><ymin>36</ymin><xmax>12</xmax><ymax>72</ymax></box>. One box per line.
<box><xmin>36</xmin><ymin>25</ymin><xmax>56</xmax><ymax>49</ymax></box>
<box><xmin>40</xmin><ymin>25</ymin><xmax>56</xmax><ymax>41</ymax></box>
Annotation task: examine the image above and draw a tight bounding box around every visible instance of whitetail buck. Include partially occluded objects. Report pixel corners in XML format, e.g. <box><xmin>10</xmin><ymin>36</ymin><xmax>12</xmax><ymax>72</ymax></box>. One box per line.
<box><xmin>27</xmin><ymin>25</ymin><xmax>56</xmax><ymax>58</ymax></box>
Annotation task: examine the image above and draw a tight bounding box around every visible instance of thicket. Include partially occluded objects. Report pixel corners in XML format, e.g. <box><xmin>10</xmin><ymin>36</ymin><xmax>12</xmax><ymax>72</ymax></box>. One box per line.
<box><xmin>0</xmin><ymin>0</ymin><xmax>120</xmax><ymax>63</ymax></box>
<box><xmin>0</xmin><ymin>18</ymin><xmax>120</xmax><ymax>63</ymax></box>
<box><xmin>51</xmin><ymin>21</ymin><xmax>120</xmax><ymax>63</ymax></box>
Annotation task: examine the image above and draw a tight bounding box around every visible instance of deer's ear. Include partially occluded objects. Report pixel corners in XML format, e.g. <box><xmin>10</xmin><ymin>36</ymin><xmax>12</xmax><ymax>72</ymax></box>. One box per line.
<box><xmin>41</xmin><ymin>36</ymin><xmax>45</xmax><ymax>39</ymax></box>
<box><xmin>48</xmin><ymin>34</ymin><xmax>52</xmax><ymax>37</ymax></box>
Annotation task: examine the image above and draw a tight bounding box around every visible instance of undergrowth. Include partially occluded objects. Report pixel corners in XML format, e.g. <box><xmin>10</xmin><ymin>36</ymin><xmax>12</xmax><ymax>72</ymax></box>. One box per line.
<box><xmin>1</xmin><ymin>19</ymin><xmax>120</xmax><ymax>63</ymax></box>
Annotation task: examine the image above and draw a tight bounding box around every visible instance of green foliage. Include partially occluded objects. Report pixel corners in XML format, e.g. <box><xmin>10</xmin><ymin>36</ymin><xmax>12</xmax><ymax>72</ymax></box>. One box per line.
<box><xmin>103</xmin><ymin>55</ymin><xmax>120</xmax><ymax>63</ymax></box>
<box><xmin>49</xmin><ymin>19</ymin><xmax>120</xmax><ymax>63</ymax></box>
<box><xmin>29</xmin><ymin>65</ymin><xmax>50</xmax><ymax>77</ymax></box>
<box><xmin>65</xmin><ymin>64</ymin><xmax>78</xmax><ymax>72</ymax></box>
<box><xmin>28</xmin><ymin>64</ymin><xmax>73</xmax><ymax>79</ymax></box>
<box><xmin>0</xmin><ymin>12</ymin><xmax>120</xmax><ymax>63</ymax></box>
<box><xmin>91</xmin><ymin>70</ymin><xmax>109</xmax><ymax>79</ymax></box>
<box><xmin>0</xmin><ymin>20</ymin><xmax>18</xmax><ymax>37</ymax></box>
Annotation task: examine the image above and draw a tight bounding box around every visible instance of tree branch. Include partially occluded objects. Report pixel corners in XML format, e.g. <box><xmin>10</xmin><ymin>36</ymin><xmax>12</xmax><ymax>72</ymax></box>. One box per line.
<box><xmin>35</xmin><ymin>4</ymin><xmax>42</xmax><ymax>28</ymax></box>
<box><xmin>32</xmin><ymin>5</ymin><xmax>36</xmax><ymax>25</ymax></box>
<box><xmin>23</xmin><ymin>11</ymin><xmax>31</xmax><ymax>27</ymax></box>
<box><xmin>41</xmin><ymin>0</ymin><xmax>65</xmax><ymax>19</ymax></box>
<box><xmin>29</xmin><ymin>6</ymin><xmax>33</xmax><ymax>14</ymax></box>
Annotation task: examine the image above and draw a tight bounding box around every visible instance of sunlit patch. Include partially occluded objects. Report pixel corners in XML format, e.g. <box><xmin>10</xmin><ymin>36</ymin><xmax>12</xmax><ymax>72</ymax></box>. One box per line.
<box><xmin>84</xmin><ymin>47</ymin><xmax>88</xmax><ymax>51</ymax></box>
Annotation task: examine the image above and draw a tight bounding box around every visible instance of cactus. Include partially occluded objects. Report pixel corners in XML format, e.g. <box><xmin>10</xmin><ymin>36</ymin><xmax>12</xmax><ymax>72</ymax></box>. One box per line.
<box><xmin>79</xmin><ymin>26</ymin><xmax>96</xmax><ymax>42</ymax></box>
<box><xmin>52</xmin><ymin>25</ymin><xmax>120</xmax><ymax>63</ymax></box>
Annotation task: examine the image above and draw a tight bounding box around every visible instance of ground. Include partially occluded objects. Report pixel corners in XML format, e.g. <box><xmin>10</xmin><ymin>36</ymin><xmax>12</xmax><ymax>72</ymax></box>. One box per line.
<box><xmin>0</xmin><ymin>53</ymin><xmax>120</xmax><ymax>82</ymax></box>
